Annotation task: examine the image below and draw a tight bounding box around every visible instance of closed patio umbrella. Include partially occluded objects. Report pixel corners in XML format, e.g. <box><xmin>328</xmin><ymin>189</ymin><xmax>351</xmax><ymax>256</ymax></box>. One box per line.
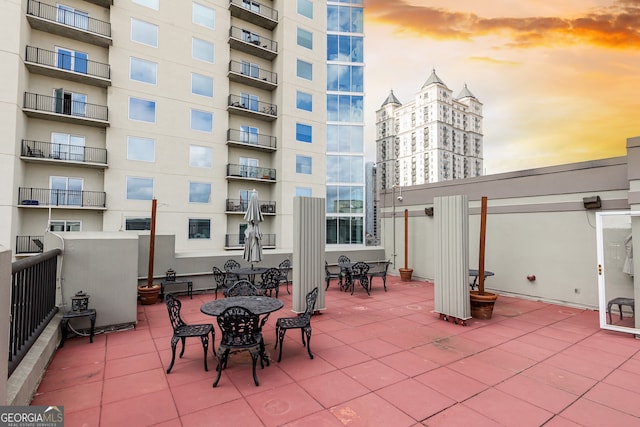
<box><xmin>243</xmin><ymin>189</ymin><xmax>264</xmax><ymax>265</ymax></box>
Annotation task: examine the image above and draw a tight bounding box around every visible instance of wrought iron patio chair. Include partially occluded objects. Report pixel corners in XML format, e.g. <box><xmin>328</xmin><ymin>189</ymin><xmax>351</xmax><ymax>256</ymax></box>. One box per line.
<box><xmin>223</xmin><ymin>259</ymin><xmax>241</xmax><ymax>283</ymax></box>
<box><xmin>259</xmin><ymin>267</ymin><xmax>282</xmax><ymax>298</ymax></box>
<box><xmin>368</xmin><ymin>260</ymin><xmax>391</xmax><ymax>292</ymax></box>
<box><xmin>224</xmin><ymin>280</ymin><xmax>263</xmax><ymax>297</ymax></box>
<box><xmin>274</xmin><ymin>287</ymin><xmax>318</xmax><ymax>362</ymax></box>
<box><xmin>325</xmin><ymin>261</ymin><xmax>342</xmax><ymax>290</ymax></box>
<box><xmin>278</xmin><ymin>258</ymin><xmax>291</xmax><ymax>294</ymax></box>
<box><xmin>348</xmin><ymin>261</ymin><xmax>370</xmax><ymax>295</ymax></box>
<box><xmin>212</xmin><ymin>266</ymin><xmax>232</xmax><ymax>300</ymax></box>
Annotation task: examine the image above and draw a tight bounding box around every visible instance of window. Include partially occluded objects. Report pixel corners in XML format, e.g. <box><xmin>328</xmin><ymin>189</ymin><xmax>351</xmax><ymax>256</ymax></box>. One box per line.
<box><xmin>190</xmin><ymin>109</ymin><xmax>213</xmax><ymax>132</ymax></box>
<box><xmin>189</xmin><ymin>219</ymin><xmax>210</xmax><ymax>239</ymax></box>
<box><xmin>326</xmin><ymin>185</ymin><xmax>364</xmax><ymax>214</ymax></box>
<box><xmin>296</xmin><ymin>187</ymin><xmax>312</xmax><ymax>197</ymax></box>
<box><xmin>55</xmin><ymin>47</ymin><xmax>87</xmax><ymax>74</ymax></box>
<box><xmin>127</xmin><ymin>136</ymin><xmax>155</xmax><ymax>162</ymax></box>
<box><xmin>125</xmin><ymin>217</ymin><xmax>150</xmax><ymax>230</ymax></box>
<box><xmin>240</xmin><ymin>125</ymin><xmax>259</xmax><ymax>144</ymax></box>
<box><xmin>241</xmin><ymin>61</ymin><xmax>259</xmax><ymax>78</ymax></box>
<box><xmin>126</xmin><ymin>176</ymin><xmax>153</xmax><ymax>200</ymax></box>
<box><xmin>239</xmin><ymin>157</ymin><xmax>259</xmax><ymax>178</ymax></box>
<box><xmin>326</xmin><ymin>155</ymin><xmax>363</xmax><ymax>183</ymax></box>
<box><xmin>296</xmin><ymin>91</ymin><xmax>312</xmax><ymax>111</ymax></box>
<box><xmin>191</xmin><ymin>73</ymin><xmax>213</xmax><ymax>97</ymax></box>
<box><xmin>296</xmin><ymin>60</ymin><xmax>312</xmax><ymax>80</ymax></box>
<box><xmin>192</xmin><ymin>37</ymin><xmax>214</xmax><ymax>63</ymax></box>
<box><xmin>51</xmin><ymin>132</ymin><xmax>85</xmax><ymax>161</ymax></box>
<box><xmin>326</xmin><ymin>125</ymin><xmax>363</xmax><ymax>152</ymax></box>
<box><xmin>327</xmin><ymin>35</ymin><xmax>363</xmax><ymax>63</ymax></box>
<box><xmin>132</xmin><ymin>0</ymin><xmax>159</xmax><ymax>9</ymax></box>
<box><xmin>296</xmin><ymin>155</ymin><xmax>312</xmax><ymax>174</ymax></box>
<box><xmin>193</xmin><ymin>2</ymin><xmax>215</xmax><ymax>29</ymax></box>
<box><xmin>296</xmin><ymin>123</ymin><xmax>312</xmax><ymax>143</ymax></box>
<box><xmin>240</xmin><ymin>93</ymin><xmax>259</xmax><ymax>111</ymax></box>
<box><xmin>297</xmin><ymin>0</ymin><xmax>312</xmax><ymax>18</ymax></box>
<box><xmin>326</xmin><ymin>94</ymin><xmax>363</xmax><ymax>123</ymax></box>
<box><xmin>50</xmin><ymin>176</ymin><xmax>83</xmax><ymax>206</ymax></box>
<box><xmin>189</xmin><ymin>182</ymin><xmax>211</xmax><ymax>203</ymax></box>
<box><xmin>130</xmin><ymin>57</ymin><xmax>157</xmax><ymax>84</ymax></box>
<box><xmin>326</xmin><ymin>216</ymin><xmax>363</xmax><ymax>244</ymax></box>
<box><xmin>129</xmin><ymin>97</ymin><xmax>156</xmax><ymax>123</ymax></box>
<box><xmin>189</xmin><ymin>145</ymin><xmax>213</xmax><ymax>168</ymax></box>
<box><xmin>297</xmin><ymin>28</ymin><xmax>313</xmax><ymax>49</ymax></box>
<box><xmin>327</xmin><ymin>5</ymin><xmax>363</xmax><ymax>33</ymax></box>
<box><xmin>131</xmin><ymin>18</ymin><xmax>158</xmax><ymax>47</ymax></box>
<box><xmin>327</xmin><ymin>65</ymin><xmax>363</xmax><ymax>92</ymax></box>
<box><xmin>57</xmin><ymin>5</ymin><xmax>88</xmax><ymax>30</ymax></box>
<box><xmin>50</xmin><ymin>220</ymin><xmax>81</xmax><ymax>232</ymax></box>
<box><xmin>53</xmin><ymin>89</ymin><xmax>86</xmax><ymax>117</ymax></box>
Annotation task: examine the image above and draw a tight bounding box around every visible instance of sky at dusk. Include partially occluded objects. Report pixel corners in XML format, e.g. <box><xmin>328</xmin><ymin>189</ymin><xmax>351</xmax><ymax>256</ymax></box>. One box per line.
<box><xmin>362</xmin><ymin>0</ymin><xmax>640</xmax><ymax>174</ymax></box>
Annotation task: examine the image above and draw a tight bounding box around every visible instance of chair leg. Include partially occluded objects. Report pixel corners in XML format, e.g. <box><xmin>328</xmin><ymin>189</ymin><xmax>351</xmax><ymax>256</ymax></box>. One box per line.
<box><xmin>213</xmin><ymin>348</ymin><xmax>228</xmax><ymax>387</ymax></box>
<box><xmin>179</xmin><ymin>337</ymin><xmax>186</xmax><ymax>358</ymax></box>
<box><xmin>200</xmin><ymin>335</ymin><xmax>209</xmax><ymax>372</ymax></box>
<box><xmin>249</xmin><ymin>349</ymin><xmax>260</xmax><ymax>386</ymax></box>
<box><xmin>167</xmin><ymin>335</ymin><xmax>179</xmax><ymax>373</ymax></box>
<box><xmin>304</xmin><ymin>326</ymin><xmax>313</xmax><ymax>360</ymax></box>
<box><xmin>276</xmin><ymin>327</ymin><xmax>287</xmax><ymax>362</ymax></box>
<box><xmin>383</xmin><ymin>276</ymin><xmax>387</xmax><ymax>291</ymax></box>
<box><xmin>325</xmin><ymin>278</ymin><xmax>330</xmax><ymax>290</ymax></box>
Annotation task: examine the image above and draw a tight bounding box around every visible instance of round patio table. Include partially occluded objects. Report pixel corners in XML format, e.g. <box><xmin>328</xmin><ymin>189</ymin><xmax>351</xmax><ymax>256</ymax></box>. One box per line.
<box><xmin>201</xmin><ymin>296</ymin><xmax>283</xmax><ymax>317</ymax></box>
<box><xmin>230</xmin><ymin>266</ymin><xmax>270</xmax><ymax>284</ymax></box>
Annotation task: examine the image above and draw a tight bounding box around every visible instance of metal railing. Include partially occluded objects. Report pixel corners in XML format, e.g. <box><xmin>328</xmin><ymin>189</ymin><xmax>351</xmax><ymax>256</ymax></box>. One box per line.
<box><xmin>23</xmin><ymin>92</ymin><xmax>109</xmax><ymax>122</ymax></box>
<box><xmin>229</xmin><ymin>0</ymin><xmax>278</xmax><ymax>21</ymax></box>
<box><xmin>228</xmin><ymin>94</ymin><xmax>276</xmax><ymax>116</ymax></box>
<box><xmin>15</xmin><ymin>236</ymin><xmax>45</xmax><ymax>254</ymax></box>
<box><xmin>18</xmin><ymin>187</ymin><xmax>107</xmax><ymax>208</ymax></box>
<box><xmin>25</xmin><ymin>46</ymin><xmax>110</xmax><ymax>80</ymax></box>
<box><xmin>225</xmin><ymin>234</ymin><xmax>276</xmax><ymax>247</ymax></box>
<box><xmin>226</xmin><ymin>198</ymin><xmax>276</xmax><ymax>213</ymax></box>
<box><xmin>27</xmin><ymin>0</ymin><xmax>111</xmax><ymax>38</ymax></box>
<box><xmin>22</xmin><ymin>139</ymin><xmax>108</xmax><ymax>165</ymax></box>
<box><xmin>227</xmin><ymin>128</ymin><xmax>276</xmax><ymax>149</ymax></box>
<box><xmin>226</xmin><ymin>164</ymin><xmax>276</xmax><ymax>181</ymax></box>
<box><xmin>229</xmin><ymin>26</ymin><xmax>278</xmax><ymax>53</ymax></box>
<box><xmin>9</xmin><ymin>249</ymin><xmax>61</xmax><ymax>376</ymax></box>
<box><xmin>228</xmin><ymin>60</ymin><xmax>277</xmax><ymax>85</ymax></box>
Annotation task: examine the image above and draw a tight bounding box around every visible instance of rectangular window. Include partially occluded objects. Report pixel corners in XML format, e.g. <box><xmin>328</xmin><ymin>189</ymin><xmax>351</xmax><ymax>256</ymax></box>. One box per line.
<box><xmin>296</xmin><ymin>59</ymin><xmax>312</xmax><ymax>80</ymax></box>
<box><xmin>50</xmin><ymin>220</ymin><xmax>81</xmax><ymax>232</ymax></box>
<box><xmin>57</xmin><ymin>5</ymin><xmax>88</xmax><ymax>30</ymax></box>
<box><xmin>297</xmin><ymin>28</ymin><xmax>313</xmax><ymax>49</ymax></box>
<box><xmin>126</xmin><ymin>177</ymin><xmax>154</xmax><ymax>200</ymax></box>
<box><xmin>326</xmin><ymin>94</ymin><xmax>363</xmax><ymax>123</ymax></box>
<box><xmin>132</xmin><ymin>0</ymin><xmax>159</xmax><ymax>9</ymax></box>
<box><xmin>296</xmin><ymin>123</ymin><xmax>312</xmax><ymax>143</ymax></box>
<box><xmin>131</xmin><ymin>18</ymin><xmax>158</xmax><ymax>47</ymax></box>
<box><xmin>125</xmin><ymin>217</ymin><xmax>151</xmax><ymax>230</ymax></box>
<box><xmin>240</xmin><ymin>93</ymin><xmax>259</xmax><ymax>112</ymax></box>
<box><xmin>240</xmin><ymin>125</ymin><xmax>259</xmax><ymax>144</ymax></box>
<box><xmin>129</xmin><ymin>97</ymin><xmax>156</xmax><ymax>123</ymax></box>
<box><xmin>296</xmin><ymin>91</ymin><xmax>312</xmax><ymax>111</ymax></box>
<box><xmin>192</xmin><ymin>37</ymin><xmax>214</xmax><ymax>63</ymax></box>
<box><xmin>296</xmin><ymin>155</ymin><xmax>312</xmax><ymax>174</ymax></box>
<box><xmin>189</xmin><ymin>145</ymin><xmax>213</xmax><ymax>168</ymax></box>
<box><xmin>191</xmin><ymin>73</ymin><xmax>213</xmax><ymax>97</ymax></box>
<box><xmin>55</xmin><ymin>47</ymin><xmax>87</xmax><ymax>73</ymax></box>
<box><xmin>193</xmin><ymin>2</ymin><xmax>215</xmax><ymax>29</ymax></box>
<box><xmin>50</xmin><ymin>176</ymin><xmax>83</xmax><ymax>206</ymax></box>
<box><xmin>296</xmin><ymin>187</ymin><xmax>312</xmax><ymax>197</ymax></box>
<box><xmin>189</xmin><ymin>182</ymin><xmax>211</xmax><ymax>203</ymax></box>
<box><xmin>241</xmin><ymin>61</ymin><xmax>259</xmax><ymax>78</ymax></box>
<box><xmin>53</xmin><ymin>89</ymin><xmax>87</xmax><ymax>117</ymax></box>
<box><xmin>130</xmin><ymin>57</ymin><xmax>157</xmax><ymax>84</ymax></box>
<box><xmin>189</xmin><ymin>219</ymin><xmax>210</xmax><ymax>239</ymax></box>
<box><xmin>297</xmin><ymin>0</ymin><xmax>312</xmax><ymax>18</ymax></box>
<box><xmin>326</xmin><ymin>155</ymin><xmax>363</xmax><ymax>183</ymax></box>
<box><xmin>127</xmin><ymin>136</ymin><xmax>155</xmax><ymax>162</ymax></box>
<box><xmin>191</xmin><ymin>109</ymin><xmax>213</xmax><ymax>132</ymax></box>
<box><xmin>51</xmin><ymin>132</ymin><xmax>85</xmax><ymax>161</ymax></box>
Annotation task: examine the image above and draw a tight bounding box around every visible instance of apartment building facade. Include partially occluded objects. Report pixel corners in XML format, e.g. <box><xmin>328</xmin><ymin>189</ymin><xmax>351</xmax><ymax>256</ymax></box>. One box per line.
<box><xmin>1</xmin><ymin>0</ymin><xmax>332</xmax><ymax>256</ymax></box>
<box><xmin>375</xmin><ymin>69</ymin><xmax>483</xmax><ymax>190</ymax></box>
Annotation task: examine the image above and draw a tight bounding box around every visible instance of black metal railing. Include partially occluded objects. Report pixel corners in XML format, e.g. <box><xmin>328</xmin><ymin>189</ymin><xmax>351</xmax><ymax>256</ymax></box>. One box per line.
<box><xmin>226</xmin><ymin>164</ymin><xmax>276</xmax><ymax>181</ymax></box>
<box><xmin>226</xmin><ymin>198</ymin><xmax>276</xmax><ymax>213</ymax></box>
<box><xmin>18</xmin><ymin>187</ymin><xmax>106</xmax><ymax>208</ymax></box>
<box><xmin>22</xmin><ymin>140</ymin><xmax>107</xmax><ymax>164</ymax></box>
<box><xmin>23</xmin><ymin>92</ymin><xmax>109</xmax><ymax>122</ymax></box>
<box><xmin>15</xmin><ymin>236</ymin><xmax>45</xmax><ymax>254</ymax></box>
<box><xmin>27</xmin><ymin>0</ymin><xmax>111</xmax><ymax>38</ymax></box>
<box><xmin>228</xmin><ymin>94</ymin><xmax>276</xmax><ymax>116</ymax></box>
<box><xmin>229</xmin><ymin>0</ymin><xmax>278</xmax><ymax>21</ymax></box>
<box><xmin>228</xmin><ymin>60</ymin><xmax>277</xmax><ymax>85</ymax></box>
<box><xmin>26</xmin><ymin>46</ymin><xmax>111</xmax><ymax>80</ymax></box>
<box><xmin>229</xmin><ymin>26</ymin><xmax>278</xmax><ymax>53</ymax></box>
<box><xmin>9</xmin><ymin>249</ymin><xmax>61</xmax><ymax>376</ymax></box>
<box><xmin>225</xmin><ymin>234</ymin><xmax>275</xmax><ymax>247</ymax></box>
<box><xmin>227</xmin><ymin>128</ymin><xmax>276</xmax><ymax>149</ymax></box>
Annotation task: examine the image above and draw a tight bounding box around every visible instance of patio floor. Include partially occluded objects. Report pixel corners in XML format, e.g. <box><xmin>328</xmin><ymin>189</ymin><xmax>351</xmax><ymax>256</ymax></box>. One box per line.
<box><xmin>32</xmin><ymin>275</ymin><xmax>640</xmax><ymax>426</ymax></box>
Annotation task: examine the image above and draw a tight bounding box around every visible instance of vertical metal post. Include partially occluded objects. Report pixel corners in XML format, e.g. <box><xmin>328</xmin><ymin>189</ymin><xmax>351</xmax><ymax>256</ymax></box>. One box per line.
<box><xmin>147</xmin><ymin>198</ymin><xmax>157</xmax><ymax>286</ymax></box>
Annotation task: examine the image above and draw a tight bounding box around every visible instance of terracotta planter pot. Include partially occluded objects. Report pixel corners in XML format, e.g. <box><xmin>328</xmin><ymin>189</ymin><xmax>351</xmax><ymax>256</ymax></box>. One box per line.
<box><xmin>399</xmin><ymin>268</ymin><xmax>413</xmax><ymax>281</ymax></box>
<box><xmin>469</xmin><ymin>290</ymin><xmax>497</xmax><ymax>319</ymax></box>
<box><xmin>138</xmin><ymin>284</ymin><xmax>161</xmax><ymax>305</ymax></box>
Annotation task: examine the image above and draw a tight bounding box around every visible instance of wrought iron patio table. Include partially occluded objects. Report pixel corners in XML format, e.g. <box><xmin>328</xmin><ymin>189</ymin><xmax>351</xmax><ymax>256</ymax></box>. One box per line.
<box><xmin>230</xmin><ymin>266</ymin><xmax>270</xmax><ymax>285</ymax></box>
<box><xmin>469</xmin><ymin>269</ymin><xmax>494</xmax><ymax>290</ymax></box>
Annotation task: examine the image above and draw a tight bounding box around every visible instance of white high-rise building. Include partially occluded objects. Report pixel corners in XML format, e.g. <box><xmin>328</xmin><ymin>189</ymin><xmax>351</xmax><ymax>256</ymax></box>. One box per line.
<box><xmin>375</xmin><ymin>69</ymin><xmax>483</xmax><ymax>190</ymax></box>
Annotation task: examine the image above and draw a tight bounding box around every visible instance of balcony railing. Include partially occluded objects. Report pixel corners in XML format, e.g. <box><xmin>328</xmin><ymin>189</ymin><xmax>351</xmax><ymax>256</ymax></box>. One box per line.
<box><xmin>22</xmin><ymin>139</ymin><xmax>108</xmax><ymax>165</ymax></box>
<box><xmin>25</xmin><ymin>46</ymin><xmax>111</xmax><ymax>80</ymax></box>
<box><xmin>229</xmin><ymin>0</ymin><xmax>278</xmax><ymax>30</ymax></box>
<box><xmin>226</xmin><ymin>198</ymin><xmax>276</xmax><ymax>213</ymax></box>
<box><xmin>228</xmin><ymin>94</ymin><xmax>276</xmax><ymax>118</ymax></box>
<box><xmin>23</xmin><ymin>92</ymin><xmax>109</xmax><ymax>122</ymax></box>
<box><xmin>27</xmin><ymin>0</ymin><xmax>111</xmax><ymax>38</ymax></box>
<box><xmin>18</xmin><ymin>187</ymin><xmax>106</xmax><ymax>208</ymax></box>
<box><xmin>225</xmin><ymin>233</ymin><xmax>275</xmax><ymax>248</ymax></box>
<box><xmin>229</xmin><ymin>26</ymin><xmax>277</xmax><ymax>59</ymax></box>
<box><xmin>15</xmin><ymin>235</ymin><xmax>45</xmax><ymax>254</ymax></box>
<box><xmin>226</xmin><ymin>164</ymin><xmax>276</xmax><ymax>181</ymax></box>
<box><xmin>228</xmin><ymin>60</ymin><xmax>277</xmax><ymax>89</ymax></box>
<box><xmin>227</xmin><ymin>128</ymin><xmax>276</xmax><ymax>150</ymax></box>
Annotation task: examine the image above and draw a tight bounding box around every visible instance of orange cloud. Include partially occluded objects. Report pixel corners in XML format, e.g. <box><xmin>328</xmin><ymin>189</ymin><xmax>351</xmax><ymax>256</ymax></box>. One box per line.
<box><xmin>364</xmin><ymin>0</ymin><xmax>640</xmax><ymax>49</ymax></box>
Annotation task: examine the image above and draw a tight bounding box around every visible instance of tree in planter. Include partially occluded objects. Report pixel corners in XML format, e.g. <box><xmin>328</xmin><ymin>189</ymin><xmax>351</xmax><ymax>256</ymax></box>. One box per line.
<box><xmin>138</xmin><ymin>198</ymin><xmax>161</xmax><ymax>304</ymax></box>
<box><xmin>470</xmin><ymin>196</ymin><xmax>497</xmax><ymax>319</ymax></box>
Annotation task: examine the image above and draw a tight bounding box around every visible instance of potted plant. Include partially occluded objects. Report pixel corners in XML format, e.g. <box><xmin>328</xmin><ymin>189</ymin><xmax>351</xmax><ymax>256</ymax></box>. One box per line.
<box><xmin>138</xmin><ymin>198</ymin><xmax>161</xmax><ymax>305</ymax></box>
<box><xmin>469</xmin><ymin>197</ymin><xmax>497</xmax><ymax>319</ymax></box>
<box><xmin>138</xmin><ymin>283</ymin><xmax>161</xmax><ymax>305</ymax></box>
<box><xmin>399</xmin><ymin>209</ymin><xmax>414</xmax><ymax>281</ymax></box>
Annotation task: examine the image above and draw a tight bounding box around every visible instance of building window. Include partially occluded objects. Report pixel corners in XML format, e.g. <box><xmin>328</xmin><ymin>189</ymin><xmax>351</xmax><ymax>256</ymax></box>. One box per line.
<box><xmin>327</xmin><ymin>64</ymin><xmax>363</xmax><ymax>92</ymax></box>
<box><xmin>128</xmin><ymin>97</ymin><xmax>156</xmax><ymax>123</ymax></box>
<box><xmin>326</xmin><ymin>155</ymin><xmax>363</xmax><ymax>183</ymax></box>
<box><xmin>130</xmin><ymin>57</ymin><xmax>157</xmax><ymax>84</ymax></box>
<box><xmin>132</xmin><ymin>0</ymin><xmax>159</xmax><ymax>9</ymax></box>
<box><xmin>125</xmin><ymin>217</ymin><xmax>150</xmax><ymax>230</ymax></box>
<box><xmin>297</xmin><ymin>0</ymin><xmax>312</xmax><ymax>18</ymax></box>
<box><xmin>131</xmin><ymin>18</ymin><xmax>158</xmax><ymax>47</ymax></box>
<box><xmin>126</xmin><ymin>176</ymin><xmax>153</xmax><ymax>200</ymax></box>
<box><xmin>193</xmin><ymin>2</ymin><xmax>215</xmax><ymax>29</ymax></box>
<box><xmin>53</xmin><ymin>89</ymin><xmax>86</xmax><ymax>116</ymax></box>
<box><xmin>57</xmin><ymin>5</ymin><xmax>88</xmax><ymax>30</ymax></box>
<box><xmin>296</xmin><ymin>187</ymin><xmax>312</xmax><ymax>197</ymax></box>
<box><xmin>55</xmin><ymin>47</ymin><xmax>87</xmax><ymax>73</ymax></box>
<box><xmin>50</xmin><ymin>176</ymin><xmax>83</xmax><ymax>206</ymax></box>
<box><xmin>191</xmin><ymin>73</ymin><xmax>213</xmax><ymax>97</ymax></box>
<box><xmin>189</xmin><ymin>182</ymin><xmax>211</xmax><ymax>203</ymax></box>
<box><xmin>326</xmin><ymin>125</ymin><xmax>363</xmax><ymax>152</ymax></box>
<box><xmin>240</xmin><ymin>125</ymin><xmax>259</xmax><ymax>144</ymax></box>
<box><xmin>327</xmin><ymin>35</ymin><xmax>363</xmax><ymax>63</ymax></box>
<box><xmin>51</xmin><ymin>132</ymin><xmax>85</xmax><ymax>161</ymax></box>
<box><xmin>326</xmin><ymin>94</ymin><xmax>363</xmax><ymax>123</ymax></box>
<box><xmin>127</xmin><ymin>136</ymin><xmax>155</xmax><ymax>162</ymax></box>
<box><xmin>327</xmin><ymin>5</ymin><xmax>363</xmax><ymax>33</ymax></box>
<box><xmin>296</xmin><ymin>123</ymin><xmax>312</xmax><ymax>143</ymax></box>
<box><xmin>189</xmin><ymin>219</ymin><xmax>210</xmax><ymax>239</ymax></box>
<box><xmin>189</xmin><ymin>145</ymin><xmax>212</xmax><ymax>168</ymax></box>
<box><xmin>297</xmin><ymin>28</ymin><xmax>313</xmax><ymax>49</ymax></box>
<box><xmin>296</xmin><ymin>60</ymin><xmax>312</xmax><ymax>80</ymax></box>
<box><xmin>191</xmin><ymin>109</ymin><xmax>213</xmax><ymax>132</ymax></box>
<box><xmin>192</xmin><ymin>37</ymin><xmax>214</xmax><ymax>63</ymax></box>
<box><xmin>241</xmin><ymin>61</ymin><xmax>259</xmax><ymax>78</ymax></box>
<box><xmin>326</xmin><ymin>216</ymin><xmax>363</xmax><ymax>244</ymax></box>
<box><xmin>296</xmin><ymin>155</ymin><xmax>312</xmax><ymax>174</ymax></box>
<box><xmin>296</xmin><ymin>91</ymin><xmax>312</xmax><ymax>112</ymax></box>
<box><xmin>50</xmin><ymin>220</ymin><xmax>81</xmax><ymax>232</ymax></box>
<box><xmin>240</xmin><ymin>93</ymin><xmax>259</xmax><ymax>111</ymax></box>
<box><xmin>326</xmin><ymin>185</ymin><xmax>364</xmax><ymax>214</ymax></box>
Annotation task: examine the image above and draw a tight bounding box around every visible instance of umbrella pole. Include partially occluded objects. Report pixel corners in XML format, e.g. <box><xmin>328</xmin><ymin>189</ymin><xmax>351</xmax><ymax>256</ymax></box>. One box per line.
<box><xmin>147</xmin><ymin>198</ymin><xmax>157</xmax><ymax>287</ymax></box>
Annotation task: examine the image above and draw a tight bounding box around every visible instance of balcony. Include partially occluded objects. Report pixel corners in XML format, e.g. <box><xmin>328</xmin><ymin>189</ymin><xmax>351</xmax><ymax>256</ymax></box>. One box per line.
<box><xmin>25</xmin><ymin>46</ymin><xmax>111</xmax><ymax>87</ymax></box>
<box><xmin>18</xmin><ymin>187</ymin><xmax>106</xmax><ymax>209</ymax></box>
<box><xmin>227</xmin><ymin>129</ymin><xmax>276</xmax><ymax>151</ymax></box>
<box><xmin>228</xmin><ymin>94</ymin><xmax>276</xmax><ymax>121</ymax></box>
<box><xmin>21</xmin><ymin>140</ymin><xmax>108</xmax><ymax>167</ymax></box>
<box><xmin>226</xmin><ymin>198</ymin><xmax>276</xmax><ymax>214</ymax></box>
<box><xmin>228</xmin><ymin>60</ymin><xmax>277</xmax><ymax>91</ymax></box>
<box><xmin>26</xmin><ymin>0</ymin><xmax>112</xmax><ymax>47</ymax></box>
<box><xmin>23</xmin><ymin>92</ymin><xmax>109</xmax><ymax>127</ymax></box>
<box><xmin>15</xmin><ymin>235</ymin><xmax>45</xmax><ymax>254</ymax></box>
<box><xmin>228</xmin><ymin>26</ymin><xmax>277</xmax><ymax>60</ymax></box>
<box><xmin>225</xmin><ymin>233</ymin><xmax>275</xmax><ymax>249</ymax></box>
<box><xmin>226</xmin><ymin>164</ymin><xmax>276</xmax><ymax>182</ymax></box>
<box><xmin>229</xmin><ymin>0</ymin><xmax>278</xmax><ymax>30</ymax></box>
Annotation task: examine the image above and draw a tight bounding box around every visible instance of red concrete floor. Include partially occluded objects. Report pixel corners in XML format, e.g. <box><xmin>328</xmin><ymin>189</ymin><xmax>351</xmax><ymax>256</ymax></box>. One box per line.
<box><xmin>32</xmin><ymin>275</ymin><xmax>640</xmax><ymax>426</ymax></box>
